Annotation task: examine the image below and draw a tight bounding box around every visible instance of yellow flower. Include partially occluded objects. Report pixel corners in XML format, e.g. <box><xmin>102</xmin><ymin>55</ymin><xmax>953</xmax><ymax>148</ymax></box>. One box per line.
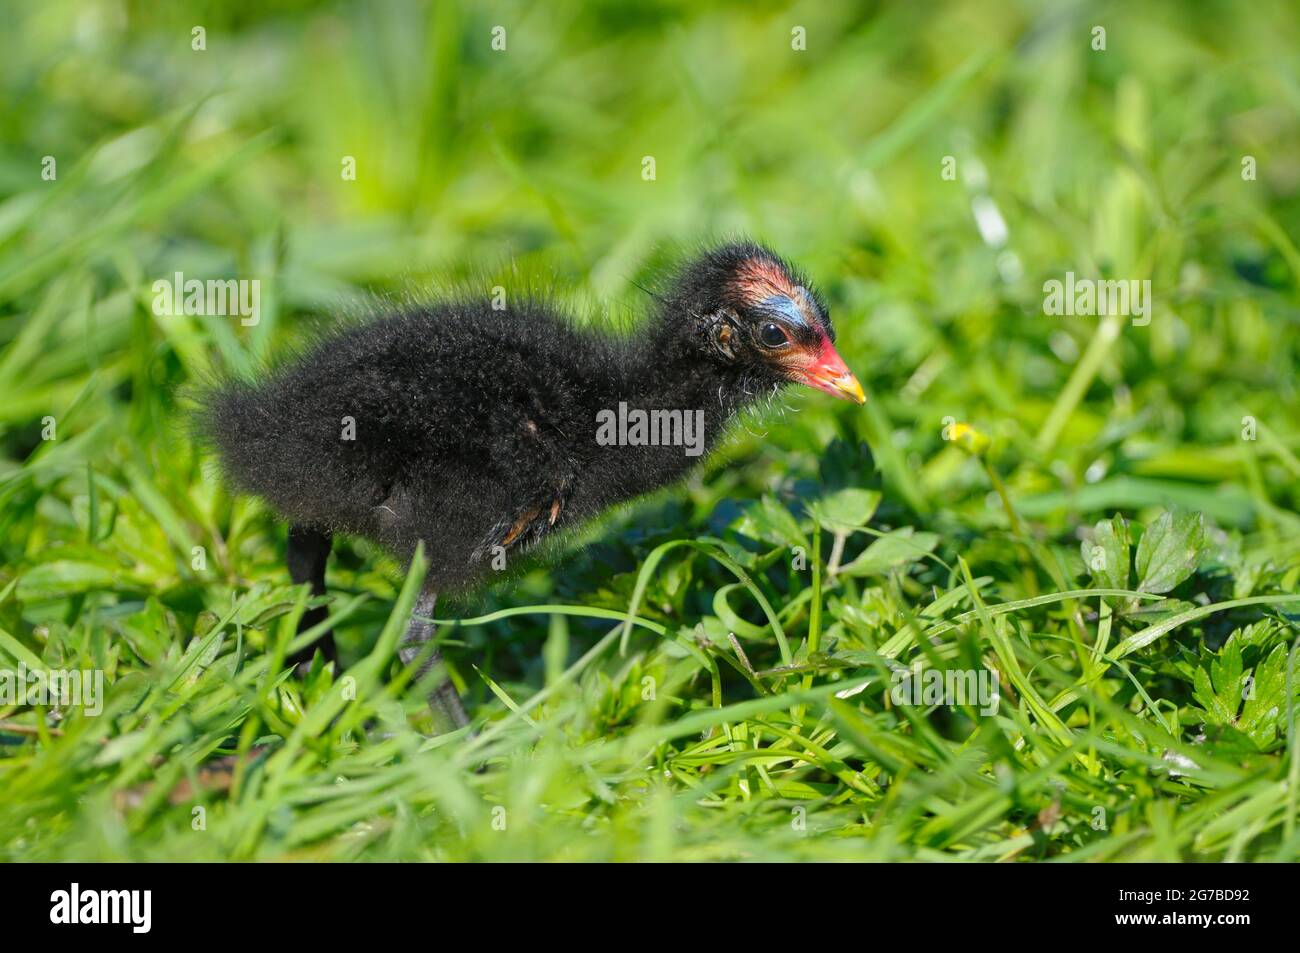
<box><xmin>947</xmin><ymin>421</ymin><xmax>990</xmax><ymax>455</ymax></box>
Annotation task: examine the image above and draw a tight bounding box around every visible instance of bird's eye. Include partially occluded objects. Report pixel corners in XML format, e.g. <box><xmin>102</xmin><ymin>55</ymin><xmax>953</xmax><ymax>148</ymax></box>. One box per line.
<box><xmin>759</xmin><ymin>323</ymin><xmax>789</xmax><ymax>348</ymax></box>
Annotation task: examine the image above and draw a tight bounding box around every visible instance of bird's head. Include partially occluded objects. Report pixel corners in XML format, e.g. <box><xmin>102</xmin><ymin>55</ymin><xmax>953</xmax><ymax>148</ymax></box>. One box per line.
<box><xmin>665</xmin><ymin>242</ymin><xmax>865</xmax><ymax>404</ymax></box>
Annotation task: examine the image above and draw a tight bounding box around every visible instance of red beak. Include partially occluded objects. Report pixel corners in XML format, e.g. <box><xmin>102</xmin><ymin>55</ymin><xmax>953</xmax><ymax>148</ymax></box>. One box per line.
<box><xmin>793</xmin><ymin>339</ymin><xmax>866</xmax><ymax>404</ymax></box>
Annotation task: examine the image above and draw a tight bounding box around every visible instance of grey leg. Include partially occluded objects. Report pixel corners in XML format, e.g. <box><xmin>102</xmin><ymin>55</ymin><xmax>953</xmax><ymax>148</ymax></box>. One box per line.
<box><xmin>397</xmin><ymin>589</ymin><xmax>470</xmax><ymax>731</ymax></box>
<box><xmin>287</xmin><ymin>524</ymin><xmax>336</xmax><ymax>670</ymax></box>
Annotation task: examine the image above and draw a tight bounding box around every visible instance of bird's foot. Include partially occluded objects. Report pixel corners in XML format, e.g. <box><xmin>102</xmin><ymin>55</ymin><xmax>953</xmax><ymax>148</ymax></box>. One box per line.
<box><xmin>398</xmin><ymin>590</ymin><xmax>471</xmax><ymax>733</ymax></box>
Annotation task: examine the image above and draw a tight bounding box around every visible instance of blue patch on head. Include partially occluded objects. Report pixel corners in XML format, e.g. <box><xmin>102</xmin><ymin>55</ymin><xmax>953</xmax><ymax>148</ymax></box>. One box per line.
<box><xmin>759</xmin><ymin>293</ymin><xmax>811</xmax><ymax>328</ymax></box>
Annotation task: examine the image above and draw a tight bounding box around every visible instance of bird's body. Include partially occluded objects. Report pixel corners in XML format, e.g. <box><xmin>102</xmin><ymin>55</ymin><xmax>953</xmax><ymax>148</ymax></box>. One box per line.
<box><xmin>204</xmin><ymin>296</ymin><xmax>747</xmax><ymax>592</ymax></box>
<box><xmin>198</xmin><ymin>241</ymin><xmax>864</xmax><ymax>727</ymax></box>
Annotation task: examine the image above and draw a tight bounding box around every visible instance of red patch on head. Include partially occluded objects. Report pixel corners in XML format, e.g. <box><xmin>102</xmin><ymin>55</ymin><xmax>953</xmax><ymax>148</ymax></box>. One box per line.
<box><xmin>729</xmin><ymin>257</ymin><xmax>800</xmax><ymax>305</ymax></box>
<box><xmin>784</xmin><ymin>329</ymin><xmax>837</xmax><ymax>370</ymax></box>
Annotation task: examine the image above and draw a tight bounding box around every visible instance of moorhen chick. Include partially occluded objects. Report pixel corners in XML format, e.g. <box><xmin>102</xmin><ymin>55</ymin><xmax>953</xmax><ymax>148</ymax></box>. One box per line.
<box><xmin>198</xmin><ymin>240</ymin><xmax>864</xmax><ymax>728</ymax></box>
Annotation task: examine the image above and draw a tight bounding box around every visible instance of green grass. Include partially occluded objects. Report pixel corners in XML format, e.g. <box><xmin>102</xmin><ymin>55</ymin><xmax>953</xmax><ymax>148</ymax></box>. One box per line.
<box><xmin>2</xmin><ymin>0</ymin><xmax>1299</xmax><ymax>861</ymax></box>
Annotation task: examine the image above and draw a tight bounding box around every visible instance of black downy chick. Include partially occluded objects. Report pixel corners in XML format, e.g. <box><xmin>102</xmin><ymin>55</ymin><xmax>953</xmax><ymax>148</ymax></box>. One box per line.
<box><xmin>198</xmin><ymin>241</ymin><xmax>864</xmax><ymax>729</ymax></box>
